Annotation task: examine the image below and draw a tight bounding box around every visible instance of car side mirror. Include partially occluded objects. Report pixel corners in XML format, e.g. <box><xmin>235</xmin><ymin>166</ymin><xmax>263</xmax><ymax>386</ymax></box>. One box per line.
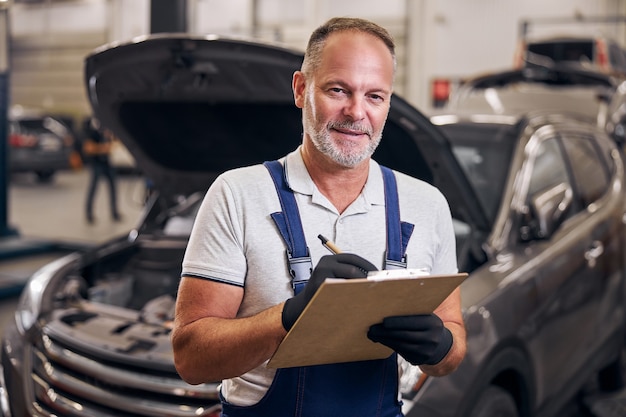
<box><xmin>520</xmin><ymin>182</ymin><xmax>573</xmax><ymax>241</ymax></box>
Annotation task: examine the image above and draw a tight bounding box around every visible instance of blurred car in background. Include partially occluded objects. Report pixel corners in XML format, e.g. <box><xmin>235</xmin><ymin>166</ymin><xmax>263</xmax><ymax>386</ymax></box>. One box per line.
<box><xmin>8</xmin><ymin>111</ymin><xmax>76</xmax><ymax>182</ymax></box>
<box><xmin>514</xmin><ymin>35</ymin><xmax>626</xmax><ymax>76</ymax></box>
<box><xmin>445</xmin><ymin>65</ymin><xmax>626</xmax><ymax>147</ymax></box>
<box><xmin>1</xmin><ymin>34</ymin><xmax>625</xmax><ymax>417</ymax></box>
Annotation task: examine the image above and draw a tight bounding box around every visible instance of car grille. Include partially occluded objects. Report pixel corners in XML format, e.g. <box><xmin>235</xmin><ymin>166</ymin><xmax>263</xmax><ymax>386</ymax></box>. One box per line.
<box><xmin>27</xmin><ymin>332</ymin><xmax>221</xmax><ymax>417</ymax></box>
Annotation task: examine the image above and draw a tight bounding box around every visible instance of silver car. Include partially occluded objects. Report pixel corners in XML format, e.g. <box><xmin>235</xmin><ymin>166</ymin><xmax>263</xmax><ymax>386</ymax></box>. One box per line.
<box><xmin>444</xmin><ymin>65</ymin><xmax>626</xmax><ymax>149</ymax></box>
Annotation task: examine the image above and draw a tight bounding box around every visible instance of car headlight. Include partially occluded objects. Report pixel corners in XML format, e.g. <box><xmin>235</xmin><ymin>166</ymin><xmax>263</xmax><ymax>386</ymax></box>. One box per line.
<box><xmin>15</xmin><ymin>253</ymin><xmax>80</xmax><ymax>334</ymax></box>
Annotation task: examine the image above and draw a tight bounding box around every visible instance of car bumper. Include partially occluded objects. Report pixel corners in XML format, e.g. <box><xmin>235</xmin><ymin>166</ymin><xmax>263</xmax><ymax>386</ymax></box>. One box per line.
<box><xmin>9</xmin><ymin>149</ymin><xmax>72</xmax><ymax>173</ymax></box>
<box><xmin>1</xmin><ymin>319</ymin><xmax>30</xmax><ymax>417</ymax></box>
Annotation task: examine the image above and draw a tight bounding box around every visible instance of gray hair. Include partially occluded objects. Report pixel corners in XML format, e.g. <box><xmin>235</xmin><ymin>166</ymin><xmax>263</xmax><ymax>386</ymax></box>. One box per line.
<box><xmin>301</xmin><ymin>17</ymin><xmax>397</xmax><ymax>76</ymax></box>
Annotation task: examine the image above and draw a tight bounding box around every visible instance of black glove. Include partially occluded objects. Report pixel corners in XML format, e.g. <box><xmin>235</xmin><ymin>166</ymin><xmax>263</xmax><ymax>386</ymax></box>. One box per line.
<box><xmin>282</xmin><ymin>253</ymin><xmax>377</xmax><ymax>331</ymax></box>
<box><xmin>367</xmin><ymin>314</ymin><xmax>452</xmax><ymax>366</ymax></box>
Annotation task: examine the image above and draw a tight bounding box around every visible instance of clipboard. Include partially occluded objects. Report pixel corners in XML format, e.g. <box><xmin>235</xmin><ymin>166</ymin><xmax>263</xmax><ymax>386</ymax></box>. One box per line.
<box><xmin>267</xmin><ymin>271</ymin><xmax>467</xmax><ymax>368</ymax></box>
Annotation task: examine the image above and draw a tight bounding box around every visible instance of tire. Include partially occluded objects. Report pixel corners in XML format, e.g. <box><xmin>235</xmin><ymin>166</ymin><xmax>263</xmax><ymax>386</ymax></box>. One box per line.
<box><xmin>468</xmin><ymin>385</ymin><xmax>519</xmax><ymax>417</ymax></box>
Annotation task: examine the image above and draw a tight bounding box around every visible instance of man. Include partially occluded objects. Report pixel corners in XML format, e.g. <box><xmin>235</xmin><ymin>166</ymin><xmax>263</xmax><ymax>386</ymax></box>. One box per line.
<box><xmin>173</xmin><ymin>17</ymin><xmax>466</xmax><ymax>416</ymax></box>
<box><xmin>83</xmin><ymin>116</ymin><xmax>121</xmax><ymax>224</ymax></box>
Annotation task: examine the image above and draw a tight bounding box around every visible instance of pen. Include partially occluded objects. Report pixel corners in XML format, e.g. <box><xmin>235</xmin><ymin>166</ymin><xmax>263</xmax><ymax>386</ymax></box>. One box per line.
<box><xmin>318</xmin><ymin>234</ymin><xmax>342</xmax><ymax>254</ymax></box>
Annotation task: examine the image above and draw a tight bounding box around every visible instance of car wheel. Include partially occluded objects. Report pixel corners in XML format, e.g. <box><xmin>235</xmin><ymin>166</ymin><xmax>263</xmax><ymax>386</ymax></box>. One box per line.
<box><xmin>468</xmin><ymin>385</ymin><xmax>519</xmax><ymax>417</ymax></box>
<box><xmin>35</xmin><ymin>171</ymin><xmax>55</xmax><ymax>183</ymax></box>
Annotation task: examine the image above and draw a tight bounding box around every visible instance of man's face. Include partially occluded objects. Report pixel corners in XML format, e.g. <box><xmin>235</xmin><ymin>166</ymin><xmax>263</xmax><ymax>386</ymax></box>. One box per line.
<box><xmin>295</xmin><ymin>31</ymin><xmax>394</xmax><ymax>168</ymax></box>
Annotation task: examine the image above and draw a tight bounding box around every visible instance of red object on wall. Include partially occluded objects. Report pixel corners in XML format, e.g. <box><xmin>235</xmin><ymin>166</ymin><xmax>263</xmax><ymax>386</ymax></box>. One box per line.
<box><xmin>432</xmin><ymin>78</ymin><xmax>451</xmax><ymax>108</ymax></box>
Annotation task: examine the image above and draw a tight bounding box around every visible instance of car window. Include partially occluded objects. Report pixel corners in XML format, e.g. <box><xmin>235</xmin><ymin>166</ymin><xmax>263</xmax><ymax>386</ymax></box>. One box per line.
<box><xmin>452</xmin><ymin>145</ymin><xmax>502</xmax><ymax>219</ymax></box>
<box><xmin>16</xmin><ymin>119</ymin><xmax>47</xmax><ymax>133</ymax></box>
<box><xmin>42</xmin><ymin>116</ymin><xmax>70</xmax><ymax>137</ymax></box>
<box><xmin>560</xmin><ymin>134</ymin><xmax>610</xmax><ymax>206</ymax></box>
<box><xmin>519</xmin><ymin>137</ymin><xmax>577</xmax><ymax>240</ymax></box>
<box><xmin>437</xmin><ymin>122</ymin><xmax>516</xmax><ymax>225</ymax></box>
<box><xmin>12</xmin><ymin>117</ymin><xmax>69</xmax><ymax>137</ymax></box>
<box><xmin>528</xmin><ymin>138</ymin><xmax>570</xmax><ymax>198</ymax></box>
<box><xmin>527</xmin><ymin>41</ymin><xmax>593</xmax><ymax>64</ymax></box>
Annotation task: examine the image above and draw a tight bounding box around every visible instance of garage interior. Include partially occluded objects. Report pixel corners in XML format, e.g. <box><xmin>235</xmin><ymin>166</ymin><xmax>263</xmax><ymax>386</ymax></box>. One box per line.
<box><xmin>2</xmin><ymin>1</ymin><xmax>626</xmax><ymax>417</ymax></box>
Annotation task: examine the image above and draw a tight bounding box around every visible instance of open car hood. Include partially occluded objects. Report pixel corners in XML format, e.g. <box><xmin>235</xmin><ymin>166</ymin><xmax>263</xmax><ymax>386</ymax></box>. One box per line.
<box><xmin>84</xmin><ymin>34</ymin><xmax>489</xmax><ymax>232</ymax></box>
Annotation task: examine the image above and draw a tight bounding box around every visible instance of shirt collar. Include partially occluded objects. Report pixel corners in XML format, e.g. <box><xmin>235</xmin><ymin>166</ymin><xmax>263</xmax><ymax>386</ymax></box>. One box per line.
<box><xmin>283</xmin><ymin>146</ymin><xmax>386</xmax><ymax>207</ymax></box>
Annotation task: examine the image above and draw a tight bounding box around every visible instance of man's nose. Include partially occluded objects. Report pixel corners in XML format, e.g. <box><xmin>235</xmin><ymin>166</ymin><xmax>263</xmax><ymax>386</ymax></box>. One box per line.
<box><xmin>343</xmin><ymin>96</ymin><xmax>365</xmax><ymax>120</ymax></box>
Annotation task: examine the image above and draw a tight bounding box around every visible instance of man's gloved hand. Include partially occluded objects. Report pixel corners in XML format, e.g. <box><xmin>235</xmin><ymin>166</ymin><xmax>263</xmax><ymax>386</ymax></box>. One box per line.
<box><xmin>367</xmin><ymin>314</ymin><xmax>452</xmax><ymax>366</ymax></box>
<box><xmin>282</xmin><ymin>253</ymin><xmax>377</xmax><ymax>331</ymax></box>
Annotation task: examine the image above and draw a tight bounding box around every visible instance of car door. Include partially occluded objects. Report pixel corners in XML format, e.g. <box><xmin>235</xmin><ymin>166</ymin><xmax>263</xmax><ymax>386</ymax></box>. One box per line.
<box><xmin>519</xmin><ymin>131</ymin><xmax>617</xmax><ymax>402</ymax></box>
<box><xmin>557</xmin><ymin>132</ymin><xmax>624</xmax><ymax>355</ymax></box>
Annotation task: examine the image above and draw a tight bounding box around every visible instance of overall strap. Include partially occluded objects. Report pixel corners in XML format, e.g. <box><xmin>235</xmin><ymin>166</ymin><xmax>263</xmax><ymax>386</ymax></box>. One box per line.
<box><xmin>264</xmin><ymin>160</ymin><xmax>312</xmax><ymax>295</ymax></box>
<box><xmin>264</xmin><ymin>160</ymin><xmax>415</xmax><ymax>292</ymax></box>
<box><xmin>380</xmin><ymin>165</ymin><xmax>414</xmax><ymax>269</ymax></box>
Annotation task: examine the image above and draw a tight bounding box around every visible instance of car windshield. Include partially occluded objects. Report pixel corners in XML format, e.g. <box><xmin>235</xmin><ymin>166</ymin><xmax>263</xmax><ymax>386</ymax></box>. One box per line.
<box><xmin>447</xmin><ymin>67</ymin><xmax>614</xmax><ymax>117</ymax></box>
<box><xmin>527</xmin><ymin>41</ymin><xmax>594</xmax><ymax>64</ymax></box>
<box><xmin>436</xmin><ymin>122</ymin><xmax>517</xmax><ymax>224</ymax></box>
<box><xmin>14</xmin><ymin>117</ymin><xmax>68</xmax><ymax>136</ymax></box>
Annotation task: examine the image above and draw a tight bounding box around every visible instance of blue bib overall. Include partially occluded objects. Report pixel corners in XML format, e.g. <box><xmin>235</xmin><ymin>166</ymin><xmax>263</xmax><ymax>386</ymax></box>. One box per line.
<box><xmin>219</xmin><ymin>161</ymin><xmax>415</xmax><ymax>417</ymax></box>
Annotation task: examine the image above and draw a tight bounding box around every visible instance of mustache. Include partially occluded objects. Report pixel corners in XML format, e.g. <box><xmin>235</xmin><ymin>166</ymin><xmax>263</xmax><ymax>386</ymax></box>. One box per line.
<box><xmin>327</xmin><ymin>120</ymin><xmax>373</xmax><ymax>137</ymax></box>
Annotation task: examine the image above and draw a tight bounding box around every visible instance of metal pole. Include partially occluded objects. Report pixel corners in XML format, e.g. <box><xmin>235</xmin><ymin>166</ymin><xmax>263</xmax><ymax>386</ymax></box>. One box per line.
<box><xmin>150</xmin><ymin>0</ymin><xmax>188</xmax><ymax>34</ymax></box>
<box><xmin>0</xmin><ymin>2</ymin><xmax>16</xmax><ymax>238</ymax></box>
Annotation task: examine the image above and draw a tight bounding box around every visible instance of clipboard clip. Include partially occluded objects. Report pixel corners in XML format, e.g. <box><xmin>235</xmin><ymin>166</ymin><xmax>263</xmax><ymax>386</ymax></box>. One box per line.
<box><xmin>367</xmin><ymin>267</ymin><xmax>430</xmax><ymax>280</ymax></box>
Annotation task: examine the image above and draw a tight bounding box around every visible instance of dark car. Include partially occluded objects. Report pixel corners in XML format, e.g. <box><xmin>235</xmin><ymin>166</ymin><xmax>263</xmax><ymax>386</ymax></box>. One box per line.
<box><xmin>405</xmin><ymin>111</ymin><xmax>626</xmax><ymax>416</ymax></box>
<box><xmin>8</xmin><ymin>113</ymin><xmax>76</xmax><ymax>182</ymax></box>
<box><xmin>0</xmin><ymin>34</ymin><xmax>625</xmax><ymax>417</ymax></box>
<box><xmin>604</xmin><ymin>79</ymin><xmax>626</xmax><ymax>147</ymax></box>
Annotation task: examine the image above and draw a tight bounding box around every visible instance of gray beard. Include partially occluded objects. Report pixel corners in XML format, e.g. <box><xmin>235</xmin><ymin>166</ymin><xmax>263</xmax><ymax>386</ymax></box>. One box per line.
<box><xmin>305</xmin><ymin>116</ymin><xmax>383</xmax><ymax>168</ymax></box>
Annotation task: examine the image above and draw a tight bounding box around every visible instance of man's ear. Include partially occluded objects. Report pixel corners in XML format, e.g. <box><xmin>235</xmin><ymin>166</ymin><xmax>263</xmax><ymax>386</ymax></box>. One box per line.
<box><xmin>292</xmin><ymin>71</ymin><xmax>306</xmax><ymax>109</ymax></box>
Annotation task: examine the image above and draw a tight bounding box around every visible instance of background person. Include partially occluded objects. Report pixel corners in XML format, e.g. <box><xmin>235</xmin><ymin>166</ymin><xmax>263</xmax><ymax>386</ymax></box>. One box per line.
<box><xmin>173</xmin><ymin>17</ymin><xmax>466</xmax><ymax>417</ymax></box>
<box><xmin>83</xmin><ymin>116</ymin><xmax>121</xmax><ymax>224</ymax></box>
